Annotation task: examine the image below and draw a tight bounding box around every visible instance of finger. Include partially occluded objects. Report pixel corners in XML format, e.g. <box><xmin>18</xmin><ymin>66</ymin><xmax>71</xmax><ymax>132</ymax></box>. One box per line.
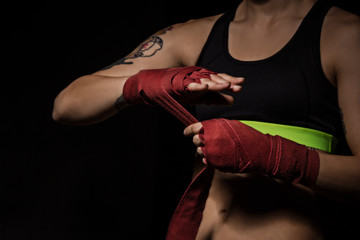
<box><xmin>193</xmin><ymin>134</ymin><xmax>203</xmax><ymax>146</ymax></box>
<box><xmin>186</xmin><ymin>82</ymin><xmax>209</xmax><ymax>92</ymax></box>
<box><xmin>200</xmin><ymin>78</ymin><xmax>232</xmax><ymax>91</ymax></box>
<box><xmin>230</xmin><ymin>85</ymin><xmax>242</xmax><ymax>92</ymax></box>
<box><xmin>217</xmin><ymin>73</ymin><xmax>245</xmax><ymax>84</ymax></box>
<box><xmin>196</xmin><ymin>147</ymin><xmax>203</xmax><ymax>156</ymax></box>
<box><xmin>184</xmin><ymin>122</ymin><xmax>203</xmax><ymax>137</ymax></box>
<box><xmin>208</xmin><ymin>74</ymin><xmax>231</xmax><ymax>85</ymax></box>
<box><xmin>216</xmin><ymin>74</ymin><xmax>244</xmax><ymax>92</ymax></box>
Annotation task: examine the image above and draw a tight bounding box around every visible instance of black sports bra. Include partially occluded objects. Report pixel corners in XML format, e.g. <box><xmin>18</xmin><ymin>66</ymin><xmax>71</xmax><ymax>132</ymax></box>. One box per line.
<box><xmin>195</xmin><ymin>0</ymin><xmax>342</xmax><ymax>137</ymax></box>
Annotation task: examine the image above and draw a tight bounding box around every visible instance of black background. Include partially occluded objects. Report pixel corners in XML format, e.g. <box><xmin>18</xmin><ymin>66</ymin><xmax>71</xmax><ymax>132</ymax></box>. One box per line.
<box><xmin>2</xmin><ymin>0</ymin><xmax>359</xmax><ymax>239</ymax></box>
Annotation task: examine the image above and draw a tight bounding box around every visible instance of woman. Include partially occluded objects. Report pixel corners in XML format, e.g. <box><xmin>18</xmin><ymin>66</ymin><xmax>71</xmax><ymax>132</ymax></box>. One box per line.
<box><xmin>53</xmin><ymin>0</ymin><xmax>360</xmax><ymax>239</ymax></box>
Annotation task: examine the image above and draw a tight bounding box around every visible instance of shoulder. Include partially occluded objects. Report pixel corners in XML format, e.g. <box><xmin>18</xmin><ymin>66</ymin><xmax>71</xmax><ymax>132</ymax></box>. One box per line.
<box><xmin>171</xmin><ymin>14</ymin><xmax>222</xmax><ymax>36</ymax></box>
<box><xmin>165</xmin><ymin>14</ymin><xmax>223</xmax><ymax>66</ymax></box>
<box><xmin>322</xmin><ymin>7</ymin><xmax>360</xmax><ymax>86</ymax></box>
<box><xmin>324</xmin><ymin>7</ymin><xmax>360</xmax><ymax>37</ymax></box>
<box><xmin>322</xmin><ymin>6</ymin><xmax>360</xmax><ymax>51</ymax></box>
<box><xmin>323</xmin><ymin>7</ymin><xmax>360</xmax><ymax>49</ymax></box>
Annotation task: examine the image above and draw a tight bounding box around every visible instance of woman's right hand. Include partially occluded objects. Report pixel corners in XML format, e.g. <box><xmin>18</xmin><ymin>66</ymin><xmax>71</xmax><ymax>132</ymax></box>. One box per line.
<box><xmin>185</xmin><ymin>72</ymin><xmax>244</xmax><ymax>105</ymax></box>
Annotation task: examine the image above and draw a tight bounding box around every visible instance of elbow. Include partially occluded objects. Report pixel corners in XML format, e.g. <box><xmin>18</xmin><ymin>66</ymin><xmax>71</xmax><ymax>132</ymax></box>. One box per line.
<box><xmin>52</xmin><ymin>96</ymin><xmax>67</xmax><ymax>123</ymax></box>
<box><xmin>52</xmin><ymin>102</ymin><xmax>65</xmax><ymax>123</ymax></box>
<box><xmin>52</xmin><ymin>75</ymin><xmax>99</xmax><ymax>125</ymax></box>
<box><xmin>52</xmin><ymin>90</ymin><xmax>105</xmax><ymax>126</ymax></box>
<box><xmin>52</xmin><ymin>92</ymin><xmax>76</xmax><ymax>124</ymax></box>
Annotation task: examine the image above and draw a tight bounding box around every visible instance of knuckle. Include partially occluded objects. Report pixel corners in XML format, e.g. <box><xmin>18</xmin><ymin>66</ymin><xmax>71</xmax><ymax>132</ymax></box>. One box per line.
<box><xmin>184</xmin><ymin>126</ymin><xmax>192</xmax><ymax>136</ymax></box>
<box><xmin>190</xmin><ymin>124</ymin><xmax>196</xmax><ymax>133</ymax></box>
<box><xmin>193</xmin><ymin>134</ymin><xmax>203</xmax><ymax>145</ymax></box>
<box><xmin>192</xmin><ymin>135</ymin><xmax>198</xmax><ymax>144</ymax></box>
<box><xmin>200</xmin><ymin>78</ymin><xmax>210</xmax><ymax>82</ymax></box>
<box><xmin>184</xmin><ymin>127</ymin><xmax>189</xmax><ymax>134</ymax></box>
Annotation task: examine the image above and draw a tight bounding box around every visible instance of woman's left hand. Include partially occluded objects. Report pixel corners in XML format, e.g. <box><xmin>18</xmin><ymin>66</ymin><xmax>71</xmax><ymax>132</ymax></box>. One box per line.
<box><xmin>184</xmin><ymin>122</ymin><xmax>206</xmax><ymax>163</ymax></box>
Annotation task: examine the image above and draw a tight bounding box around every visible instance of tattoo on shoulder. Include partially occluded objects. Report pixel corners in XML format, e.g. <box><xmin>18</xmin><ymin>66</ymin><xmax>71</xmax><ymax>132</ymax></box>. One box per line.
<box><xmin>103</xmin><ymin>26</ymin><xmax>174</xmax><ymax>69</ymax></box>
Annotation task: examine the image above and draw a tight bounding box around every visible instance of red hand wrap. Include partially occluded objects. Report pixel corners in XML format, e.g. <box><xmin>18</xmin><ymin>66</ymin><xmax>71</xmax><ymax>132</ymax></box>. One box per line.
<box><xmin>166</xmin><ymin>167</ymin><xmax>214</xmax><ymax>240</ymax></box>
<box><xmin>123</xmin><ymin>66</ymin><xmax>216</xmax><ymax>125</ymax></box>
<box><xmin>199</xmin><ymin>118</ymin><xmax>320</xmax><ymax>185</ymax></box>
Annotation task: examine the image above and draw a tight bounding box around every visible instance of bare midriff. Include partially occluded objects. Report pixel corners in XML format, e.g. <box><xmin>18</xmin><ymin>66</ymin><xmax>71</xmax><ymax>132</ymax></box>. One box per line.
<box><xmin>193</xmin><ymin>160</ymin><xmax>324</xmax><ymax>240</ymax></box>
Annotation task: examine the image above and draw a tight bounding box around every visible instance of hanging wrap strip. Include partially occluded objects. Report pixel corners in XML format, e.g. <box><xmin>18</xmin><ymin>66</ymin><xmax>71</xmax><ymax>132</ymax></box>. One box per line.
<box><xmin>123</xmin><ymin>66</ymin><xmax>219</xmax><ymax>239</ymax></box>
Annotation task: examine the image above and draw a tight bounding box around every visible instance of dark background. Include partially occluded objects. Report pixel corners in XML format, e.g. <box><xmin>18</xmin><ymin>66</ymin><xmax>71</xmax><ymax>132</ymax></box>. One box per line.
<box><xmin>2</xmin><ymin>0</ymin><xmax>359</xmax><ymax>239</ymax></box>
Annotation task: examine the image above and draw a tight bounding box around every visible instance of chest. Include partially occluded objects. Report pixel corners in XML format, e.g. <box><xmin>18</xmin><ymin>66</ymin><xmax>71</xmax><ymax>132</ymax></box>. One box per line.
<box><xmin>226</xmin><ymin>18</ymin><xmax>336</xmax><ymax>87</ymax></box>
<box><xmin>228</xmin><ymin>19</ymin><xmax>302</xmax><ymax>61</ymax></box>
<box><xmin>194</xmin><ymin>10</ymin><xmax>340</xmax><ymax>135</ymax></box>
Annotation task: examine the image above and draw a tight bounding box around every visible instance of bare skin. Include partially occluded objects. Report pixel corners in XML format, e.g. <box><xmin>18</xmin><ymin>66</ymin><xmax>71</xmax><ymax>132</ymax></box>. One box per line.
<box><xmin>52</xmin><ymin>22</ymin><xmax>243</xmax><ymax>125</ymax></box>
<box><xmin>53</xmin><ymin>0</ymin><xmax>360</xmax><ymax>239</ymax></box>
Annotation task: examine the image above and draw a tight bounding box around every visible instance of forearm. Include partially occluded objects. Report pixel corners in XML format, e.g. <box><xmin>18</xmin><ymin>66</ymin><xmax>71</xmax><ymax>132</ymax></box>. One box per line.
<box><xmin>53</xmin><ymin>74</ymin><xmax>128</xmax><ymax>125</ymax></box>
<box><xmin>315</xmin><ymin>151</ymin><xmax>360</xmax><ymax>204</ymax></box>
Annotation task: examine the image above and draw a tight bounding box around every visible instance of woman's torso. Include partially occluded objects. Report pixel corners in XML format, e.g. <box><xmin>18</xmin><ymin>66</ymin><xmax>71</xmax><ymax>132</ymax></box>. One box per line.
<box><xmin>179</xmin><ymin>0</ymin><xmax>347</xmax><ymax>239</ymax></box>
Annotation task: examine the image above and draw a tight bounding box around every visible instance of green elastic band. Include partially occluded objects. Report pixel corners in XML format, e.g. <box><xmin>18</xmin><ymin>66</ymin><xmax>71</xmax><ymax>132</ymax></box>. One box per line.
<box><xmin>240</xmin><ymin>120</ymin><xmax>337</xmax><ymax>153</ymax></box>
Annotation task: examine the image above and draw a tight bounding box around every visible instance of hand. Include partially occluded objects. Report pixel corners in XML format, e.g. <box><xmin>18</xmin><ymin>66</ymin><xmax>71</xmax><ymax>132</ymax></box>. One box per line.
<box><xmin>184</xmin><ymin>122</ymin><xmax>206</xmax><ymax>163</ymax></box>
<box><xmin>185</xmin><ymin>73</ymin><xmax>244</xmax><ymax>105</ymax></box>
<box><xmin>123</xmin><ymin>67</ymin><xmax>244</xmax><ymax>106</ymax></box>
<box><xmin>186</xmin><ymin>118</ymin><xmax>320</xmax><ymax>186</ymax></box>
<box><xmin>123</xmin><ymin>67</ymin><xmax>244</xmax><ymax>125</ymax></box>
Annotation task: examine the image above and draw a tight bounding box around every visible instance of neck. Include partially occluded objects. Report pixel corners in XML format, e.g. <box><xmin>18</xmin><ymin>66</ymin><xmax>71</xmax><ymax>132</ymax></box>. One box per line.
<box><xmin>236</xmin><ymin>0</ymin><xmax>317</xmax><ymax>23</ymax></box>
